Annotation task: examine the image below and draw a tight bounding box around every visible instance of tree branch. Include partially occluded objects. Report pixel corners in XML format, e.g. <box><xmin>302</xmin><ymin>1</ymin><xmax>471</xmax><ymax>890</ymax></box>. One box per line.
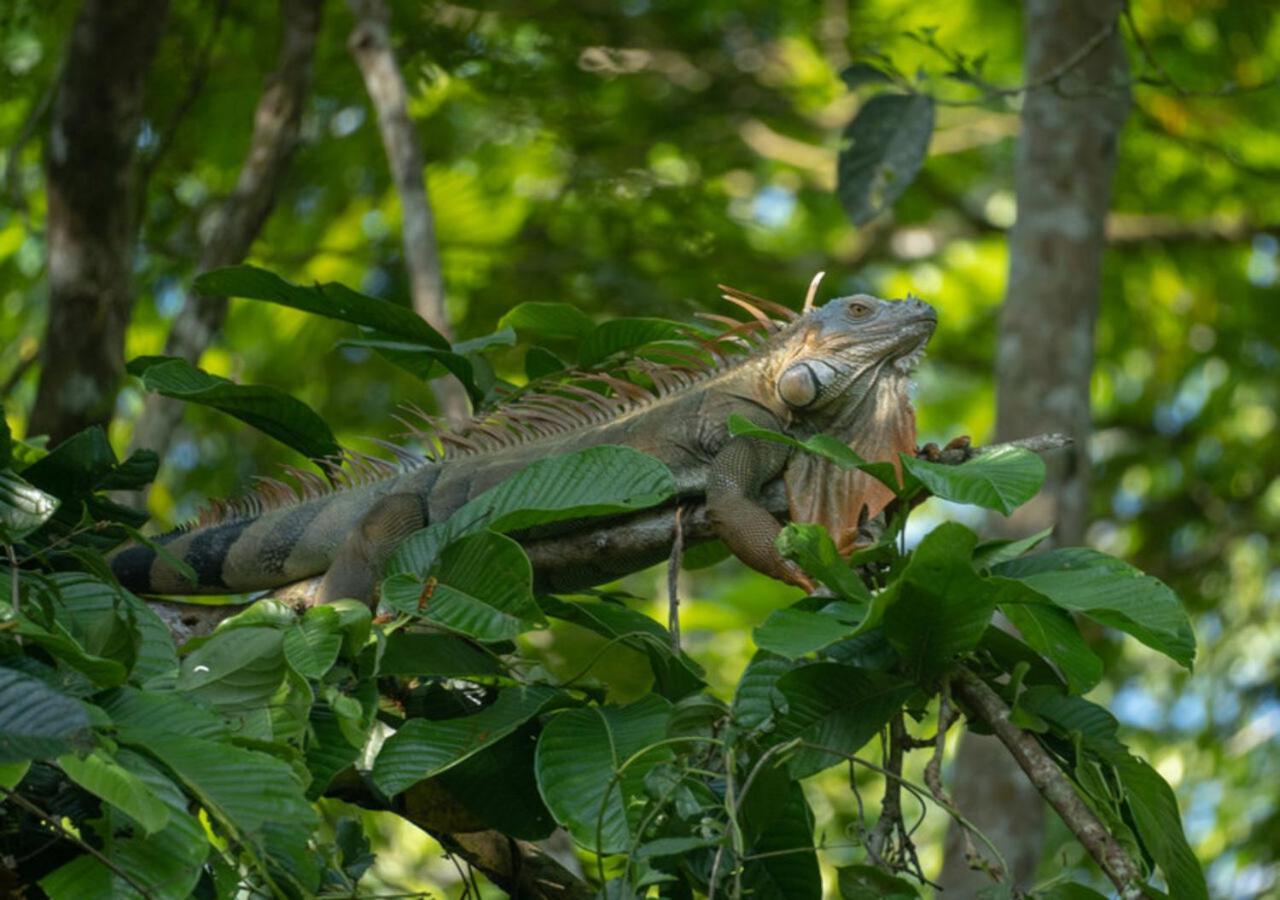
<box><xmin>346</xmin><ymin>0</ymin><xmax>469</xmax><ymax>426</ymax></box>
<box><xmin>951</xmin><ymin>666</ymin><xmax>1145</xmax><ymax>898</ymax></box>
<box><xmin>129</xmin><ymin>0</ymin><xmax>323</xmax><ymax>474</ymax></box>
<box><xmin>327</xmin><ymin>774</ymin><xmax>593</xmax><ymax>899</ymax></box>
<box><xmin>147</xmin><ymin>433</ymin><xmax>1073</xmax><ymax>632</ymax></box>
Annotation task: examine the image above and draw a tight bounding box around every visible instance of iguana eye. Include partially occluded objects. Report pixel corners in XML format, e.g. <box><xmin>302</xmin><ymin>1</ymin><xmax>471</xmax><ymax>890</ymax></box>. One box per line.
<box><xmin>846</xmin><ymin>300</ymin><xmax>873</xmax><ymax>320</ymax></box>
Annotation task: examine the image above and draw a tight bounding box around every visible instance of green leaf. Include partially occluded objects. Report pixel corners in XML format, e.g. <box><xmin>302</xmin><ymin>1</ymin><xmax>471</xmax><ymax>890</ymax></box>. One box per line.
<box><xmin>1030</xmin><ymin>885</ymin><xmax>1110</xmax><ymax>900</ymax></box>
<box><xmin>42</xmin><ymin>749</ymin><xmax>207</xmax><ymax>900</ymax></box>
<box><xmin>525</xmin><ymin>346</ymin><xmax>567</xmax><ymax>380</ymax></box>
<box><xmin>539</xmin><ymin>596</ymin><xmax>705</xmax><ymax>700</ymax></box>
<box><xmin>177</xmin><ymin>626</ymin><xmax>287</xmax><ymax>715</ymax></box>
<box><xmin>773</xmin><ymin>663</ymin><xmax>913</xmax><ymax>778</ymax></box>
<box><xmin>995</xmin><ymin>548</ymin><xmax>1195</xmax><ymax>668</ymax></box>
<box><xmin>58</xmin><ymin>749</ymin><xmax>171</xmax><ymax>835</ymax></box>
<box><xmin>0</xmin><ymin>760</ymin><xmax>30</xmax><ymax>789</ymax></box>
<box><xmin>370</xmin><ymin>631</ymin><xmax>502</xmax><ymax>678</ymax></box>
<box><xmin>838</xmin><ymin>92</ymin><xmax>935</xmax><ymax>225</ymax></box>
<box><xmin>535</xmin><ymin>695</ymin><xmax>673</xmax><ymax>852</ymax></box>
<box><xmin>195</xmin><ymin>264</ymin><xmax>447</xmax><ymax>346</ymax></box>
<box><xmin>882</xmin><ymin>523</ymin><xmax>995</xmax><ymax>683</ymax></box>
<box><xmin>384</xmin><ymin>530</ymin><xmax>546</xmax><ymax>640</ymax></box>
<box><xmin>1115</xmin><ymin>757</ymin><xmax>1208</xmax><ymax>900</ymax></box>
<box><xmin>753</xmin><ymin>602</ymin><xmax>866</xmax><ymax>660</ymax></box>
<box><xmin>499</xmin><ymin>301</ymin><xmax>595</xmax><ymax>340</ymax></box>
<box><xmin>119</xmin><ymin>730</ymin><xmax>315</xmax><ymax>837</ymax></box>
<box><xmin>98</xmin><ymin>687</ymin><xmax>228</xmax><ymax>741</ymax></box>
<box><xmin>578</xmin><ymin>317</ymin><xmax>693</xmax><ymax>367</ymax></box>
<box><xmin>436</xmin><ymin>724</ymin><xmax>557</xmax><ymax>840</ymax></box>
<box><xmin>999</xmin><ymin>600</ymin><xmax>1102</xmax><ymax>695</ymax></box>
<box><xmin>732</xmin><ymin>651</ymin><xmax>794</xmax><ymax>731</ymax></box>
<box><xmin>901</xmin><ymin>445</ymin><xmax>1045</xmax><ymax>515</ymax></box>
<box><xmin>303</xmin><ymin>701</ymin><xmax>362</xmax><ymax>799</ymax></box>
<box><xmin>972</xmin><ymin>526</ymin><xmax>1054</xmax><ymax>570</ymax></box>
<box><xmin>727</xmin><ymin>414</ymin><xmax>900</xmax><ymax>492</ymax></box>
<box><xmin>373</xmin><ymin>685</ymin><xmax>561</xmax><ymax>795</ymax></box>
<box><xmin>0</xmin><ymin>667</ymin><xmax>91</xmax><ymax>762</ymax></box>
<box><xmin>776</xmin><ymin>522</ymin><xmax>871</xmax><ymax>602</ymax></box>
<box><xmin>334</xmin><ymin>333</ymin><xmax>482</xmax><ymax>401</ymax></box>
<box><xmin>0</xmin><ymin>468</ymin><xmax>59</xmax><ymax>542</ymax></box>
<box><xmin>838</xmin><ymin>864</ymin><xmax>920</xmax><ymax>899</ymax></box>
<box><xmin>388</xmin><ymin>445</ymin><xmax>676</xmax><ymax>576</ymax></box>
<box><xmin>283</xmin><ymin>606</ymin><xmax>344</xmax><ymax>679</ymax></box>
<box><xmin>738</xmin><ymin>779</ymin><xmax>822</xmax><ymax>900</ymax></box>
<box><xmin>126</xmin><ymin>356</ymin><xmax>340</xmax><ymax>460</ymax></box>
<box><xmin>840</xmin><ymin>62</ymin><xmax>893</xmax><ymax>90</ymax></box>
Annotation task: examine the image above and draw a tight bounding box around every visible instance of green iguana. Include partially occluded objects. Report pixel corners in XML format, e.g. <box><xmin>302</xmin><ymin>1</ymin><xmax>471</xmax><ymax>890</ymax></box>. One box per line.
<box><xmin>112</xmin><ymin>289</ymin><xmax>937</xmax><ymax>605</ymax></box>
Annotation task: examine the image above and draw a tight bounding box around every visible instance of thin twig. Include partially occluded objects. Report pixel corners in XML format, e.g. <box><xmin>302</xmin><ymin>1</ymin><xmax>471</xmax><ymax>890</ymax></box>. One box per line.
<box><xmin>668</xmin><ymin>504</ymin><xmax>684</xmax><ymax>649</ymax></box>
<box><xmin>951</xmin><ymin>666</ymin><xmax>1145</xmax><ymax>898</ymax></box>
<box><xmin>2</xmin><ymin>788</ymin><xmax>158</xmax><ymax>898</ymax></box>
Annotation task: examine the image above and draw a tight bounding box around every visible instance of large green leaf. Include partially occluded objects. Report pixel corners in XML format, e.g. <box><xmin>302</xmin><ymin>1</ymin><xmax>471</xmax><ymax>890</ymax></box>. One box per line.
<box><xmin>42</xmin><ymin>750</ymin><xmax>207</xmax><ymax>900</ymax></box>
<box><xmin>738</xmin><ymin>780</ymin><xmax>822</xmax><ymax>900</ymax></box>
<box><xmin>58</xmin><ymin>749</ymin><xmax>171</xmax><ymax>835</ymax></box>
<box><xmin>177</xmin><ymin>625</ymin><xmax>287</xmax><ymax>715</ymax></box>
<box><xmin>837</xmin><ymin>92</ymin><xmax>935</xmax><ymax>226</ymax></box>
<box><xmin>535</xmin><ymin>695</ymin><xmax>673</xmax><ymax>852</ymax></box>
<box><xmin>194</xmin><ymin>265</ymin><xmax>481</xmax><ymax>400</ymax></box>
<box><xmin>388</xmin><ymin>445</ymin><xmax>676</xmax><ymax>576</ymax></box>
<box><xmin>120</xmin><ymin>729</ymin><xmax>315</xmax><ymax>837</ymax></box>
<box><xmin>999</xmin><ymin>599</ymin><xmax>1102</xmax><ymax>695</ymax></box>
<box><xmin>0</xmin><ymin>469</ymin><xmax>58</xmax><ymax>542</ymax></box>
<box><xmin>195</xmin><ymin>264</ymin><xmax>447</xmax><ymax>346</ymax></box>
<box><xmin>384</xmin><ymin>530</ymin><xmax>546</xmax><ymax>640</ymax></box>
<box><xmin>901</xmin><ymin>445</ymin><xmax>1045</xmax><ymax>515</ymax></box>
<box><xmin>498</xmin><ymin>301</ymin><xmax>595</xmax><ymax>340</ymax></box>
<box><xmin>995</xmin><ymin>548</ymin><xmax>1195</xmax><ymax>668</ymax></box>
<box><xmin>776</xmin><ymin>522</ymin><xmax>871</xmax><ymax>602</ymax></box>
<box><xmin>838</xmin><ymin>865</ymin><xmax>920</xmax><ymax>899</ymax></box>
<box><xmin>303</xmin><ymin>701</ymin><xmax>363</xmax><ymax>800</ymax></box>
<box><xmin>436</xmin><ymin>724</ymin><xmax>557</xmax><ymax>840</ymax></box>
<box><xmin>577</xmin><ymin>317</ymin><xmax>693</xmax><ymax>367</ymax></box>
<box><xmin>773</xmin><ymin>663</ymin><xmax>913</xmax><ymax>778</ymax></box>
<box><xmin>368</xmin><ymin>631</ymin><xmax>503</xmax><ymax>678</ymax></box>
<box><xmin>283</xmin><ymin>606</ymin><xmax>344</xmax><ymax>680</ymax></box>
<box><xmin>727</xmin><ymin>414</ymin><xmax>900</xmax><ymax>491</ymax></box>
<box><xmin>752</xmin><ymin>601</ymin><xmax>866</xmax><ymax>660</ymax></box>
<box><xmin>882</xmin><ymin>523</ymin><xmax>995</xmax><ymax>683</ymax></box>
<box><xmin>0</xmin><ymin>667</ymin><xmax>91</xmax><ymax>762</ymax></box>
<box><xmin>126</xmin><ymin>356</ymin><xmax>340</xmax><ymax>460</ymax></box>
<box><xmin>1114</xmin><ymin>757</ymin><xmax>1208</xmax><ymax>900</ymax></box>
<box><xmin>540</xmin><ymin>596</ymin><xmax>705</xmax><ymax>700</ymax></box>
<box><xmin>98</xmin><ymin>687</ymin><xmax>228</xmax><ymax>741</ymax></box>
<box><xmin>373</xmin><ymin>685</ymin><xmax>562</xmax><ymax>796</ymax></box>
<box><xmin>731</xmin><ymin>651</ymin><xmax>795</xmax><ymax>731</ymax></box>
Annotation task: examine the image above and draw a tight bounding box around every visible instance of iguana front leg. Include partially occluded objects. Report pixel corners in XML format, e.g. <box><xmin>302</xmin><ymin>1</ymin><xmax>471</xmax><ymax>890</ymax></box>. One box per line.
<box><xmin>318</xmin><ymin>492</ymin><xmax>425</xmax><ymax>605</ymax></box>
<box><xmin>706</xmin><ymin>435</ymin><xmax>816</xmax><ymax>593</ymax></box>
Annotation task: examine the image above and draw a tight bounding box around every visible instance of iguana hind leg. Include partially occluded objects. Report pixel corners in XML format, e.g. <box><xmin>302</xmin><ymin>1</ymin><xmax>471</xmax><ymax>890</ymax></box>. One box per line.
<box><xmin>318</xmin><ymin>492</ymin><xmax>426</xmax><ymax>606</ymax></box>
<box><xmin>706</xmin><ymin>435</ymin><xmax>816</xmax><ymax>593</ymax></box>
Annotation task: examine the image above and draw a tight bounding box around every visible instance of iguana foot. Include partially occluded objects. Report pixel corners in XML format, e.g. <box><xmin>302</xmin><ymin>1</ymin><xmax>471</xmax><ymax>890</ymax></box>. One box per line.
<box><xmin>917</xmin><ymin>435</ymin><xmax>972</xmax><ymax>462</ymax></box>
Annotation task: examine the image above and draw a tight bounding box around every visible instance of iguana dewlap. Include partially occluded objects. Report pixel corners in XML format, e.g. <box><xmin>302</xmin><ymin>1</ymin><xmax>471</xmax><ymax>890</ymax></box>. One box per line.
<box><xmin>112</xmin><ymin>293</ymin><xmax>936</xmax><ymax>604</ymax></box>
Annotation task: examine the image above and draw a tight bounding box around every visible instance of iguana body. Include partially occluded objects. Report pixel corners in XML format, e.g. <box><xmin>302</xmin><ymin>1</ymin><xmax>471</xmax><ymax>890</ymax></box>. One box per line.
<box><xmin>112</xmin><ymin>293</ymin><xmax>936</xmax><ymax>604</ymax></box>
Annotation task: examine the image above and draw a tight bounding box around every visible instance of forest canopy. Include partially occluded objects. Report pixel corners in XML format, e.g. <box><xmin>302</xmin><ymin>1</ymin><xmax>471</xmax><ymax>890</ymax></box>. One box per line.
<box><xmin>1</xmin><ymin>1</ymin><xmax>1277</xmax><ymax>898</ymax></box>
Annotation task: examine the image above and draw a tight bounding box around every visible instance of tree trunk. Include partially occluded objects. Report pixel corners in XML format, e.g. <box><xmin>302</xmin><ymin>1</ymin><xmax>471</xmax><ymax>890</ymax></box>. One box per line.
<box><xmin>128</xmin><ymin>0</ymin><xmax>323</xmax><ymax>468</ymax></box>
<box><xmin>941</xmin><ymin>0</ymin><xmax>1130</xmax><ymax>892</ymax></box>
<box><xmin>27</xmin><ymin>0</ymin><xmax>170</xmax><ymax>445</ymax></box>
<box><xmin>347</xmin><ymin>0</ymin><xmax>470</xmax><ymax>426</ymax></box>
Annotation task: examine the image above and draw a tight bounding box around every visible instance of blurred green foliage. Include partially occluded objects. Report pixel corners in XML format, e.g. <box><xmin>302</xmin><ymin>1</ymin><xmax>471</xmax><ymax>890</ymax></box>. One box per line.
<box><xmin>2</xmin><ymin>0</ymin><xmax>1277</xmax><ymax>896</ymax></box>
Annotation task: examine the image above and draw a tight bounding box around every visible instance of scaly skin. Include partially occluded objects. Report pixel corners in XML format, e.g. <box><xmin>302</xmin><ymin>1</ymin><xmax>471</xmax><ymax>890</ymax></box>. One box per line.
<box><xmin>111</xmin><ymin>294</ymin><xmax>937</xmax><ymax>605</ymax></box>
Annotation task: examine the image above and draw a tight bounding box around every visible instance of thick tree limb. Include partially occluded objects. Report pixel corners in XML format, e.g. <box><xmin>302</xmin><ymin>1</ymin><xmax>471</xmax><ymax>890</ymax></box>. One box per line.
<box><xmin>147</xmin><ymin>433</ymin><xmax>1072</xmax><ymax>631</ymax></box>
<box><xmin>129</xmin><ymin>0</ymin><xmax>323</xmax><ymax>471</ymax></box>
<box><xmin>951</xmin><ymin>667</ymin><xmax>1145</xmax><ymax>898</ymax></box>
<box><xmin>347</xmin><ymin>0</ymin><xmax>469</xmax><ymax>425</ymax></box>
<box><xmin>327</xmin><ymin>773</ymin><xmax>593</xmax><ymax>899</ymax></box>
<box><xmin>27</xmin><ymin>0</ymin><xmax>170</xmax><ymax>446</ymax></box>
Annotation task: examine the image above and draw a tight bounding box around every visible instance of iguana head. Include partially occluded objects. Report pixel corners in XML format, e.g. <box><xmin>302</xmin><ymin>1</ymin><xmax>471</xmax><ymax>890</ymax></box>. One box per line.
<box><xmin>776</xmin><ymin>293</ymin><xmax>937</xmax><ymax>551</ymax></box>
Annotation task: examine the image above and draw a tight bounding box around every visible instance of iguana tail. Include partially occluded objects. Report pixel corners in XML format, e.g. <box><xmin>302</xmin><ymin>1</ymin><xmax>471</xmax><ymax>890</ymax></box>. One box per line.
<box><xmin>111</xmin><ymin>475</ymin><xmax>411</xmax><ymax>595</ymax></box>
